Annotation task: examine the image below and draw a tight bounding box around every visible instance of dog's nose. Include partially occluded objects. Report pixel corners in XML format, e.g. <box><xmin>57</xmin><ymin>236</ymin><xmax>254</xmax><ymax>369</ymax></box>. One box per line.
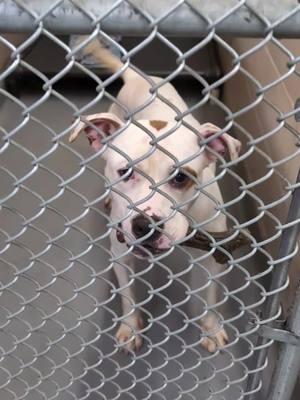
<box><xmin>132</xmin><ymin>215</ymin><xmax>163</xmax><ymax>241</ymax></box>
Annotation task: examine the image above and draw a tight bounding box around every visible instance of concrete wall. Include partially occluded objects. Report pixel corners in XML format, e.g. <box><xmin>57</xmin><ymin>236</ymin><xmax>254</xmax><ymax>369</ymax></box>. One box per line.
<box><xmin>219</xmin><ymin>38</ymin><xmax>300</xmax><ymax>399</ymax></box>
<box><xmin>219</xmin><ymin>37</ymin><xmax>299</xmax><ymax>310</ymax></box>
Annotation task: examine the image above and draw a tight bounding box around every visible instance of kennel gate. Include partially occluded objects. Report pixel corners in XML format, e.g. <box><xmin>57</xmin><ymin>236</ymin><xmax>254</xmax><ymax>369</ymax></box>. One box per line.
<box><xmin>0</xmin><ymin>1</ymin><xmax>300</xmax><ymax>400</ymax></box>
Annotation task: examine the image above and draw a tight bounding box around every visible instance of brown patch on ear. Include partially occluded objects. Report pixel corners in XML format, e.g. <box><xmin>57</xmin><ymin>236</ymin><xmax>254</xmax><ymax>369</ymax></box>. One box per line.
<box><xmin>149</xmin><ymin>120</ymin><xmax>168</xmax><ymax>130</ymax></box>
<box><xmin>104</xmin><ymin>197</ymin><xmax>112</xmax><ymax>214</ymax></box>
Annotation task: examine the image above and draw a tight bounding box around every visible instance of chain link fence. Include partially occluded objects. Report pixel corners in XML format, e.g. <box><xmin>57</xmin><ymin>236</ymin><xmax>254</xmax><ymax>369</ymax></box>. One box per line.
<box><xmin>0</xmin><ymin>1</ymin><xmax>300</xmax><ymax>400</ymax></box>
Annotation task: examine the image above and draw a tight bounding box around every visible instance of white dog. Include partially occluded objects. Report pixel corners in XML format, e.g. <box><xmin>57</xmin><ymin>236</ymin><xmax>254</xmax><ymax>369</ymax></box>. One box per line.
<box><xmin>70</xmin><ymin>39</ymin><xmax>241</xmax><ymax>353</ymax></box>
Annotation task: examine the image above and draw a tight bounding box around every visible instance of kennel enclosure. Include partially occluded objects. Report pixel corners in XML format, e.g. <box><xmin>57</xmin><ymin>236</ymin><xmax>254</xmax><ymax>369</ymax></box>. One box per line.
<box><xmin>0</xmin><ymin>1</ymin><xmax>300</xmax><ymax>400</ymax></box>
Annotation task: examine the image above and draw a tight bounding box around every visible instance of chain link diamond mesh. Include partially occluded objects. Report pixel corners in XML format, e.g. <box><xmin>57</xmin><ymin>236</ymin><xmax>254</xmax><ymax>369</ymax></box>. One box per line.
<box><xmin>0</xmin><ymin>1</ymin><xmax>300</xmax><ymax>400</ymax></box>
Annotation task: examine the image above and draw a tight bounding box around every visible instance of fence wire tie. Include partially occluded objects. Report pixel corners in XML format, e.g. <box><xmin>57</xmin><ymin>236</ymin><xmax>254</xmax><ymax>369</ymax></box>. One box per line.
<box><xmin>250</xmin><ymin>317</ymin><xmax>300</xmax><ymax>346</ymax></box>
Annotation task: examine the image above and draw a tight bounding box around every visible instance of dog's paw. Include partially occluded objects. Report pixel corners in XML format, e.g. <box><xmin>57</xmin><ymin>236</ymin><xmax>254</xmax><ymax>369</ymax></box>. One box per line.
<box><xmin>200</xmin><ymin>315</ymin><xmax>228</xmax><ymax>353</ymax></box>
<box><xmin>201</xmin><ymin>328</ymin><xmax>229</xmax><ymax>353</ymax></box>
<box><xmin>115</xmin><ymin>315</ymin><xmax>143</xmax><ymax>353</ymax></box>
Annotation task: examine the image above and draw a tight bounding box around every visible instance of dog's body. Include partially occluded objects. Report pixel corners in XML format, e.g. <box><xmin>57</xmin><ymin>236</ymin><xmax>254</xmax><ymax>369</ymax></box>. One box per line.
<box><xmin>70</xmin><ymin>40</ymin><xmax>241</xmax><ymax>353</ymax></box>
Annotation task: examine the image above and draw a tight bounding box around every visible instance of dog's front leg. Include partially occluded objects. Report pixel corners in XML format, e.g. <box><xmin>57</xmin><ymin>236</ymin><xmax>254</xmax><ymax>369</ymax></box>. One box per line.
<box><xmin>111</xmin><ymin>241</ymin><xmax>144</xmax><ymax>353</ymax></box>
<box><xmin>200</xmin><ymin>257</ymin><xmax>229</xmax><ymax>352</ymax></box>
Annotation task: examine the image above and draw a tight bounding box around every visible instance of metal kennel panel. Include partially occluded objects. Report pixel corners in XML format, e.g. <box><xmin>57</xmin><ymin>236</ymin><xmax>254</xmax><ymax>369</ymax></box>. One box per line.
<box><xmin>0</xmin><ymin>1</ymin><xmax>300</xmax><ymax>400</ymax></box>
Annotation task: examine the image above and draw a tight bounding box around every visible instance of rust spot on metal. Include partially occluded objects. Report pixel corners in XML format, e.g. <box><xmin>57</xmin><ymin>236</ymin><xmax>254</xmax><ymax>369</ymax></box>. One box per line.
<box><xmin>149</xmin><ymin>120</ymin><xmax>168</xmax><ymax>130</ymax></box>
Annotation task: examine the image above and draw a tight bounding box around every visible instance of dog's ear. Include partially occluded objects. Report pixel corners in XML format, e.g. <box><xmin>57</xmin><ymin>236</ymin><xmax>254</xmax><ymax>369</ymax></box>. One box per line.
<box><xmin>198</xmin><ymin>123</ymin><xmax>241</xmax><ymax>161</ymax></box>
<box><xmin>69</xmin><ymin>113</ymin><xmax>123</xmax><ymax>151</ymax></box>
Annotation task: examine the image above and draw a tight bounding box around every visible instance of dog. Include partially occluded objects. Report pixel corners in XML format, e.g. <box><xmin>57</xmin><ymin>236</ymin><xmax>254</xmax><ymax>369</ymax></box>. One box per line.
<box><xmin>69</xmin><ymin>39</ymin><xmax>241</xmax><ymax>353</ymax></box>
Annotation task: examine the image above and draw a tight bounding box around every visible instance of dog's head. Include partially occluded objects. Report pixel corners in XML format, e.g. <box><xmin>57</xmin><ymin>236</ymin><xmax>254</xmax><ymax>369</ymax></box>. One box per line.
<box><xmin>69</xmin><ymin>113</ymin><xmax>241</xmax><ymax>256</ymax></box>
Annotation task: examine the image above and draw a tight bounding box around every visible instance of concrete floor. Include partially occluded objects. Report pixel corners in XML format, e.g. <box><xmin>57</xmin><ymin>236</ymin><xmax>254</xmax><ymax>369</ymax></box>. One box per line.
<box><xmin>0</xmin><ymin>79</ymin><xmax>267</xmax><ymax>400</ymax></box>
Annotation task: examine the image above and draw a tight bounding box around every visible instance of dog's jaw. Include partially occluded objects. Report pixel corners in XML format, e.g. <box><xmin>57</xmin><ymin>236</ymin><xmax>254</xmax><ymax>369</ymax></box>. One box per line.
<box><xmin>115</xmin><ymin>221</ymin><xmax>173</xmax><ymax>257</ymax></box>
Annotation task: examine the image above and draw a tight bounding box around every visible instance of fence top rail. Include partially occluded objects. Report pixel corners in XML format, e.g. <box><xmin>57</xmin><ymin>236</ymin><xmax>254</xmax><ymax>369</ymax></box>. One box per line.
<box><xmin>0</xmin><ymin>0</ymin><xmax>300</xmax><ymax>37</ymax></box>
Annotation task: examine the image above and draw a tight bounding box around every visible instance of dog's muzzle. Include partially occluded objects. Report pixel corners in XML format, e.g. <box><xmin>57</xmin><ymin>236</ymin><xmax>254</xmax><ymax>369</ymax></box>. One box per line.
<box><xmin>132</xmin><ymin>215</ymin><xmax>163</xmax><ymax>241</ymax></box>
<box><xmin>116</xmin><ymin>215</ymin><xmax>168</xmax><ymax>256</ymax></box>
<box><xmin>131</xmin><ymin>215</ymin><xmax>166</xmax><ymax>255</ymax></box>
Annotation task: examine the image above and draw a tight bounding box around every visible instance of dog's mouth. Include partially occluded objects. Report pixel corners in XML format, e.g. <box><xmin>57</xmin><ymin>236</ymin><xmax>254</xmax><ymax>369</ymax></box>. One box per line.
<box><xmin>116</xmin><ymin>223</ymin><xmax>125</xmax><ymax>243</ymax></box>
<box><xmin>130</xmin><ymin>242</ymin><xmax>168</xmax><ymax>258</ymax></box>
<box><xmin>133</xmin><ymin>242</ymin><xmax>167</xmax><ymax>256</ymax></box>
<box><xmin>116</xmin><ymin>223</ymin><xmax>169</xmax><ymax>257</ymax></box>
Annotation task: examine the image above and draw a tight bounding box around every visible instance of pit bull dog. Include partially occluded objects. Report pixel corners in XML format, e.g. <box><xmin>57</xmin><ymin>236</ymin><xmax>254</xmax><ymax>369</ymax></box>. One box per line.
<box><xmin>69</xmin><ymin>39</ymin><xmax>241</xmax><ymax>353</ymax></box>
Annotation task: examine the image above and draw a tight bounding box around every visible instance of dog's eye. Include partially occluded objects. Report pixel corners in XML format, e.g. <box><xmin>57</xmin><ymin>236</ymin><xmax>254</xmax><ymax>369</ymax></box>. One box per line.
<box><xmin>118</xmin><ymin>168</ymin><xmax>134</xmax><ymax>181</ymax></box>
<box><xmin>170</xmin><ymin>171</ymin><xmax>191</xmax><ymax>188</ymax></box>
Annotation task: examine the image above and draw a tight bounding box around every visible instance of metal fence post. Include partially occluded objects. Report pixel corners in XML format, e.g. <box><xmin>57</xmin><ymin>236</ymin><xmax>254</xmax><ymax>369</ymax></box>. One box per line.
<box><xmin>267</xmin><ymin>282</ymin><xmax>300</xmax><ymax>400</ymax></box>
<box><xmin>246</xmin><ymin>169</ymin><xmax>300</xmax><ymax>398</ymax></box>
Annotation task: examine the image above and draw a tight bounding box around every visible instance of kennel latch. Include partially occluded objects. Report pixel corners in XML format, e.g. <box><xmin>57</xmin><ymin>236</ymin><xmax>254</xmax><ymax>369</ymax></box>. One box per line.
<box><xmin>256</xmin><ymin>321</ymin><xmax>300</xmax><ymax>346</ymax></box>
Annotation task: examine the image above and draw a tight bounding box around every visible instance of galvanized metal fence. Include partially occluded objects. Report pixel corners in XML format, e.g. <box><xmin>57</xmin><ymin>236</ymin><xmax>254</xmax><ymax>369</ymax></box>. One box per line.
<box><xmin>0</xmin><ymin>1</ymin><xmax>300</xmax><ymax>400</ymax></box>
